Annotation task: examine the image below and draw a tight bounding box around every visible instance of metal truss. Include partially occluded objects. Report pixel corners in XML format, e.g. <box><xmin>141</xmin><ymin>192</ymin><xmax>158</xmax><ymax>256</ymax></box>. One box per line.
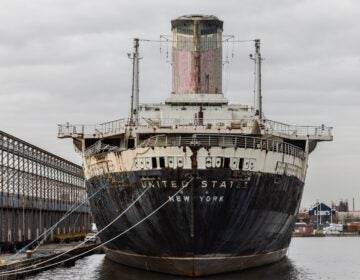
<box><xmin>0</xmin><ymin>130</ymin><xmax>90</xmax><ymax>247</ymax></box>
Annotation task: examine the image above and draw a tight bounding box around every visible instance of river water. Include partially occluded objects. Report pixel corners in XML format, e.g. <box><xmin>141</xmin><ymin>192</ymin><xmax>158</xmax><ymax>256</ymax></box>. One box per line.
<box><xmin>28</xmin><ymin>237</ymin><xmax>360</xmax><ymax>280</ymax></box>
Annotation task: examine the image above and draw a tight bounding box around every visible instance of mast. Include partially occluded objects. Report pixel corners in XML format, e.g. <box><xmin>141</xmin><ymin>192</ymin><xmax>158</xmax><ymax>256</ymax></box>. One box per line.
<box><xmin>129</xmin><ymin>38</ymin><xmax>140</xmax><ymax>126</ymax></box>
<box><xmin>251</xmin><ymin>39</ymin><xmax>263</xmax><ymax>120</ymax></box>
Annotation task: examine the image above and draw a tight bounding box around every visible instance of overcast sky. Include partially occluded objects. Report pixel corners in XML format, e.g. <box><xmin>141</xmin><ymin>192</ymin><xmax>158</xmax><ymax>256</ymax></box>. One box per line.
<box><xmin>1</xmin><ymin>0</ymin><xmax>359</xmax><ymax>208</ymax></box>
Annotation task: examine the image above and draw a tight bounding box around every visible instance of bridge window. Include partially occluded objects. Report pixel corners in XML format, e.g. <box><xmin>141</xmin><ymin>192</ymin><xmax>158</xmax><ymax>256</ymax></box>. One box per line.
<box><xmin>224</xmin><ymin>158</ymin><xmax>230</xmax><ymax>168</ymax></box>
<box><xmin>159</xmin><ymin>157</ymin><xmax>165</xmax><ymax>168</ymax></box>
<box><xmin>152</xmin><ymin>157</ymin><xmax>157</xmax><ymax>169</ymax></box>
<box><xmin>127</xmin><ymin>138</ymin><xmax>135</xmax><ymax>148</ymax></box>
<box><xmin>239</xmin><ymin>158</ymin><xmax>244</xmax><ymax>170</ymax></box>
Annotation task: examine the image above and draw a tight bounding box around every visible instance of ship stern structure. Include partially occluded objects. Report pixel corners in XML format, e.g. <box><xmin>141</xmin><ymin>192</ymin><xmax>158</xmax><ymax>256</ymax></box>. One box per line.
<box><xmin>58</xmin><ymin>14</ymin><xmax>333</xmax><ymax>277</ymax></box>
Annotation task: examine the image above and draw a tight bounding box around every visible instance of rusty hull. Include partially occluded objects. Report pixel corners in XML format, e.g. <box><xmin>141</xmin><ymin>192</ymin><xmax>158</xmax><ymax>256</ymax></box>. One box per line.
<box><xmin>104</xmin><ymin>246</ymin><xmax>288</xmax><ymax>277</ymax></box>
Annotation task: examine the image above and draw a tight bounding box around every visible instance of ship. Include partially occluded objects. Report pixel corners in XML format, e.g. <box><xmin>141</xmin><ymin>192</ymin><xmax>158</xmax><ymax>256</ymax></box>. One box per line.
<box><xmin>58</xmin><ymin>15</ymin><xmax>333</xmax><ymax>277</ymax></box>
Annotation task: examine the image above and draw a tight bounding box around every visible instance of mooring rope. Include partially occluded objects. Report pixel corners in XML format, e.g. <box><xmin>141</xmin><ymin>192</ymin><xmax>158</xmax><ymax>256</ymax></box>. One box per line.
<box><xmin>34</xmin><ymin>212</ymin><xmax>82</xmax><ymax>255</ymax></box>
<box><xmin>5</xmin><ymin>179</ymin><xmax>108</xmax><ymax>262</ymax></box>
<box><xmin>6</xmin><ymin>159</ymin><xmax>119</xmax><ymax>261</ymax></box>
<box><xmin>0</xmin><ymin>177</ymin><xmax>193</xmax><ymax>277</ymax></box>
<box><xmin>0</xmin><ymin>182</ymin><xmax>150</xmax><ymax>276</ymax></box>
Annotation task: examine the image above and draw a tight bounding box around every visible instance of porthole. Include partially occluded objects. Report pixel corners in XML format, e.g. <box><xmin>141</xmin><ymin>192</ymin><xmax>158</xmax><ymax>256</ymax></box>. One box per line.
<box><xmin>230</xmin><ymin>158</ymin><xmax>238</xmax><ymax>170</ymax></box>
<box><xmin>215</xmin><ymin>157</ymin><xmax>222</xmax><ymax>168</ymax></box>
<box><xmin>177</xmin><ymin>157</ymin><xmax>183</xmax><ymax>168</ymax></box>
<box><xmin>168</xmin><ymin>157</ymin><xmax>174</xmax><ymax>168</ymax></box>
<box><xmin>205</xmin><ymin>157</ymin><xmax>212</xmax><ymax>168</ymax></box>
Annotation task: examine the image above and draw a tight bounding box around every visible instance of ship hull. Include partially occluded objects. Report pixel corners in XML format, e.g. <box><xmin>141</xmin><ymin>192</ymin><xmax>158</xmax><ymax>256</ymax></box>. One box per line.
<box><xmin>104</xmin><ymin>246</ymin><xmax>288</xmax><ymax>277</ymax></box>
<box><xmin>86</xmin><ymin>168</ymin><xmax>304</xmax><ymax>276</ymax></box>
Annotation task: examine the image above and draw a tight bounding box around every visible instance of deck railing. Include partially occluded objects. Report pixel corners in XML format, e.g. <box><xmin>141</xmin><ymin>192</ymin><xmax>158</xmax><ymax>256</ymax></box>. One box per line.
<box><xmin>137</xmin><ymin>118</ymin><xmax>332</xmax><ymax>138</ymax></box>
<box><xmin>84</xmin><ymin>140</ymin><xmax>124</xmax><ymax>157</ymax></box>
<box><xmin>263</xmin><ymin>119</ymin><xmax>333</xmax><ymax>138</ymax></box>
<box><xmin>139</xmin><ymin>134</ymin><xmax>305</xmax><ymax>159</ymax></box>
<box><xmin>58</xmin><ymin>119</ymin><xmax>127</xmax><ymax>137</ymax></box>
<box><xmin>58</xmin><ymin>117</ymin><xmax>332</xmax><ymax>140</ymax></box>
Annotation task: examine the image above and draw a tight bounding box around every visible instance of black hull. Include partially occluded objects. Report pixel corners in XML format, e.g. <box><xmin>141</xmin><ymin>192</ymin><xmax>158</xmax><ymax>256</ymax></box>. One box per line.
<box><xmin>86</xmin><ymin>168</ymin><xmax>304</xmax><ymax>276</ymax></box>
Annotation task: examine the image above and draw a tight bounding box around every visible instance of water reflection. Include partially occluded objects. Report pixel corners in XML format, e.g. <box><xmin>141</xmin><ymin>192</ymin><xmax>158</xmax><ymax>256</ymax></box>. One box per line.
<box><xmin>28</xmin><ymin>238</ymin><xmax>360</xmax><ymax>280</ymax></box>
<box><xmin>97</xmin><ymin>255</ymin><xmax>306</xmax><ymax>280</ymax></box>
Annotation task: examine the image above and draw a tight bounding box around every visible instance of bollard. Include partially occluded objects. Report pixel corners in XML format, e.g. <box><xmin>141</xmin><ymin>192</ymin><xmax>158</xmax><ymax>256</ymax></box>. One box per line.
<box><xmin>26</xmin><ymin>250</ymin><xmax>33</xmax><ymax>258</ymax></box>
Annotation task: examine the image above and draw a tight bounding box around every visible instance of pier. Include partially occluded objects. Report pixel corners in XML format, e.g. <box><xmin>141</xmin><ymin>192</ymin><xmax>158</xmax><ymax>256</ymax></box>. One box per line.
<box><xmin>0</xmin><ymin>130</ymin><xmax>91</xmax><ymax>253</ymax></box>
<box><xmin>0</xmin><ymin>241</ymin><xmax>102</xmax><ymax>279</ymax></box>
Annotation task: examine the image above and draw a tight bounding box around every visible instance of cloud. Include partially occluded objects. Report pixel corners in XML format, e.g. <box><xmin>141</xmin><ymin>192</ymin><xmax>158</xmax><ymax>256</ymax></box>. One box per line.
<box><xmin>0</xmin><ymin>0</ymin><xmax>359</xmax><ymax>207</ymax></box>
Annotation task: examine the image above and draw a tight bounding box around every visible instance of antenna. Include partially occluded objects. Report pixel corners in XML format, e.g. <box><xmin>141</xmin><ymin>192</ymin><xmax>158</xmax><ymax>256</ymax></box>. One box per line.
<box><xmin>250</xmin><ymin>39</ymin><xmax>263</xmax><ymax>121</ymax></box>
